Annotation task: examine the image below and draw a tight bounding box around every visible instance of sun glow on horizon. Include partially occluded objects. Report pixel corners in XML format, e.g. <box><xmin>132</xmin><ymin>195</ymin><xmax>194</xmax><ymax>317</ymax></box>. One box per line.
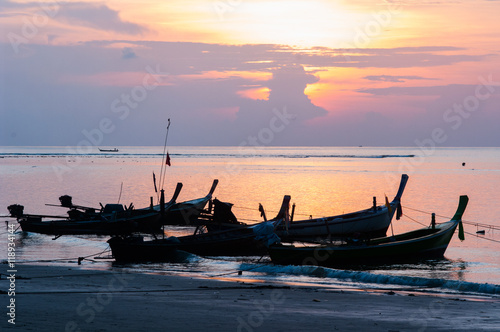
<box><xmin>124</xmin><ymin>0</ymin><xmax>377</xmax><ymax>49</ymax></box>
<box><xmin>3</xmin><ymin>0</ymin><xmax>500</xmax><ymax>147</ymax></box>
<box><xmin>217</xmin><ymin>1</ymin><xmax>359</xmax><ymax>48</ymax></box>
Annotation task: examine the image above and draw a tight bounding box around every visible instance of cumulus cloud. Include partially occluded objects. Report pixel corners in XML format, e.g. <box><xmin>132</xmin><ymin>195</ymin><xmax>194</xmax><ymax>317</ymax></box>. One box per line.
<box><xmin>1</xmin><ymin>40</ymin><xmax>497</xmax><ymax>146</ymax></box>
<box><xmin>57</xmin><ymin>2</ymin><xmax>148</xmax><ymax>35</ymax></box>
<box><xmin>0</xmin><ymin>1</ymin><xmax>148</xmax><ymax>35</ymax></box>
<box><xmin>233</xmin><ymin>64</ymin><xmax>328</xmax><ymax>145</ymax></box>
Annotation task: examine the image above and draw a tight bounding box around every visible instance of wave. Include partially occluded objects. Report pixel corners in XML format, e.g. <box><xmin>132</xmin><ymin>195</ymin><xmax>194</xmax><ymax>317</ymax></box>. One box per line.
<box><xmin>240</xmin><ymin>263</ymin><xmax>500</xmax><ymax>296</ymax></box>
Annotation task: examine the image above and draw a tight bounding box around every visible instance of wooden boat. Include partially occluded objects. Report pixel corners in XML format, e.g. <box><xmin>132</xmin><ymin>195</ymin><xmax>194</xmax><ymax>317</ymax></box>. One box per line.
<box><xmin>269</xmin><ymin>195</ymin><xmax>468</xmax><ymax>267</ymax></box>
<box><xmin>275</xmin><ymin>174</ymin><xmax>409</xmax><ymax>241</ymax></box>
<box><xmin>15</xmin><ymin>209</ymin><xmax>160</xmax><ymax>236</ymax></box>
<box><xmin>198</xmin><ymin>198</ymin><xmax>247</xmax><ymax>231</ymax></box>
<box><xmin>8</xmin><ymin>196</ymin><xmax>162</xmax><ymax>236</ymax></box>
<box><xmin>108</xmin><ymin>196</ymin><xmax>291</xmax><ymax>262</ymax></box>
<box><xmin>98</xmin><ymin>148</ymin><xmax>119</xmax><ymax>152</ymax></box>
<box><xmin>140</xmin><ymin>181</ymin><xmax>239</xmax><ymax>231</ymax></box>
<box><xmin>149</xmin><ymin>179</ymin><xmax>219</xmax><ymax>225</ymax></box>
<box><xmin>141</xmin><ymin>182</ymin><xmax>183</xmax><ymax>215</ymax></box>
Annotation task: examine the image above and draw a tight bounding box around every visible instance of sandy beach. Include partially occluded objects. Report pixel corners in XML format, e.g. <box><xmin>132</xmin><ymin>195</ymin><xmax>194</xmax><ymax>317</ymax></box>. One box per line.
<box><xmin>1</xmin><ymin>263</ymin><xmax>499</xmax><ymax>332</ymax></box>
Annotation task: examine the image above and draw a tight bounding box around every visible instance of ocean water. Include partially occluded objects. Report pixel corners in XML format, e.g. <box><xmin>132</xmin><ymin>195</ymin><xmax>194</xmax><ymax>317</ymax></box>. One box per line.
<box><xmin>1</xmin><ymin>146</ymin><xmax>499</xmax><ymax>297</ymax></box>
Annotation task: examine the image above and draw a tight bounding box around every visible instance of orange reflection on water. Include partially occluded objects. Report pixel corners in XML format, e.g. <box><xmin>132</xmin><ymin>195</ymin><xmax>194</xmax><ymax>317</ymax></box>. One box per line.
<box><xmin>2</xmin><ymin>147</ymin><xmax>500</xmax><ymax>285</ymax></box>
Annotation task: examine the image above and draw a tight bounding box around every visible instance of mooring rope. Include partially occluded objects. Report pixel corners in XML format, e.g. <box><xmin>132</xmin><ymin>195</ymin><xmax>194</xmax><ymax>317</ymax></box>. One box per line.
<box><xmin>403</xmin><ymin>205</ymin><xmax>500</xmax><ymax>231</ymax></box>
<box><xmin>207</xmin><ymin>255</ymin><xmax>269</xmax><ymax>278</ymax></box>
<box><xmin>402</xmin><ymin>207</ymin><xmax>500</xmax><ymax>244</ymax></box>
<box><xmin>3</xmin><ymin>247</ymin><xmax>113</xmax><ymax>265</ymax></box>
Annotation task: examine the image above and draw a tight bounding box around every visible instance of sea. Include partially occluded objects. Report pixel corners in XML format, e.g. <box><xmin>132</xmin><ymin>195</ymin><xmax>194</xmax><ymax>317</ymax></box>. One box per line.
<box><xmin>1</xmin><ymin>146</ymin><xmax>499</xmax><ymax>298</ymax></box>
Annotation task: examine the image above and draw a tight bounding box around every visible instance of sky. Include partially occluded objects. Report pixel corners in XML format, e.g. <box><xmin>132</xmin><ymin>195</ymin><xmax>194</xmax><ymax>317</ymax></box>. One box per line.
<box><xmin>1</xmin><ymin>0</ymin><xmax>500</xmax><ymax>147</ymax></box>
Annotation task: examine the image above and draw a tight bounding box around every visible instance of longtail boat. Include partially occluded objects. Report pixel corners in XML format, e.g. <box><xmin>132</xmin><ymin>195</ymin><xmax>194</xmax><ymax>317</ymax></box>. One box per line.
<box><xmin>147</xmin><ymin>179</ymin><xmax>219</xmax><ymax>226</ymax></box>
<box><xmin>108</xmin><ymin>196</ymin><xmax>291</xmax><ymax>262</ymax></box>
<box><xmin>8</xmin><ymin>195</ymin><xmax>162</xmax><ymax>236</ymax></box>
<box><xmin>269</xmin><ymin>195</ymin><xmax>468</xmax><ymax>267</ymax></box>
<box><xmin>275</xmin><ymin>174</ymin><xmax>409</xmax><ymax>241</ymax></box>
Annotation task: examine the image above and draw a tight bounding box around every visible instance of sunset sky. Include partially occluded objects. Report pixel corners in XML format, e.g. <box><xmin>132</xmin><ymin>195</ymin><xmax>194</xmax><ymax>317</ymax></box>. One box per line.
<box><xmin>1</xmin><ymin>0</ymin><xmax>500</xmax><ymax>146</ymax></box>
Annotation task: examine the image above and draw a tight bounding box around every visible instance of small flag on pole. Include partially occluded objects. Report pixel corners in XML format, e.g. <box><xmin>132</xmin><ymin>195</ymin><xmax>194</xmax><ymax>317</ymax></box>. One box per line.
<box><xmin>166</xmin><ymin>152</ymin><xmax>171</xmax><ymax>166</ymax></box>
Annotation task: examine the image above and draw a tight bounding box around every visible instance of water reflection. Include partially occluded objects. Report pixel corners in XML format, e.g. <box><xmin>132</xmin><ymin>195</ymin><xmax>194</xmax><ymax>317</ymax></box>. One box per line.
<box><xmin>1</xmin><ymin>147</ymin><xmax>500</xmax><ymax>288</ymax></box>
<box><xmin>356</xmin><ymin>258</ymin><xmax>472</xmax><ymax>284</ymax></box>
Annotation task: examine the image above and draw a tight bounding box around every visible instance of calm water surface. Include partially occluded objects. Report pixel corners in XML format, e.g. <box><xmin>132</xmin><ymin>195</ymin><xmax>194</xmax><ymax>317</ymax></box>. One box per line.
<box><xmin>1</xmin><ymin>146</ymin><xmax>499</xmax><ymax>296</ymax></box>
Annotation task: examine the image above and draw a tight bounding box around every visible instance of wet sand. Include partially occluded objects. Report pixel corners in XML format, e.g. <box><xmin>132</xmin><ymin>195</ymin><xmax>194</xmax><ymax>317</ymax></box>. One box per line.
<box><xmin>1</xmin><ymin>264</ymin><xmax>499</xmax><ymax>331</ymax></box>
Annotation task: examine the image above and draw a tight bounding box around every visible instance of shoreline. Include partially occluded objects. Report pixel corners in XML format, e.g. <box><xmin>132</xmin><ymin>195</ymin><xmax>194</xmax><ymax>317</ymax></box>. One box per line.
<box><xmin>2</xmin><ymin>263</ymin><xmax>499</xmax><ymax>331</ymax></box>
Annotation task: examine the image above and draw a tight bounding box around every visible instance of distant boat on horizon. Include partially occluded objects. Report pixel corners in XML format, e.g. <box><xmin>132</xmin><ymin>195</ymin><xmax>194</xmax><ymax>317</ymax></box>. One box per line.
<box><xmin>98</xmin><ymin>148</ymin><xmax>119</xmax><ymax>152</ymax></box>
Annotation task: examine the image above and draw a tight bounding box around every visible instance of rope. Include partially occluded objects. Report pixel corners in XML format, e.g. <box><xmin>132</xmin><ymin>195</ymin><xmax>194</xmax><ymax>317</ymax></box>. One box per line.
<box><xmin>402</xmin><ymin>208</ymin><xmax>500</xmax><ymax>244</ymax></box>
<box><xmin>402</xmin><ymin>213</ymin><xmax>429</xmax><ymax>227</ymax></box>
<box><xmin>233</xmin><ymin>205</ymin><xmax>312</xmax><ymax>218</ymax></box>
<box><xmin>8</xmin><ymin>247</ymin><xmax>112</xmax><ymax>265</ymax></box>
<box><xmin>461</xmin><ymin>230</ymin><xmax>500</xmax><ymax>244</ymax></box>
<box><xmin>208</xmin><ymin>255</ymin><xmax>269</xmax><ymax>278</ymax></box>
<box><xmin>233</xmin><ymin>205</ymin><xmax>260</xmax><ymax>211</ymax></box>
<box><xmin>80</xmin><ymin>246</ymin><xmax>112</xmax><ymax>260</ymax></box>
<box><xmin>237</xmin><ymin>202</ymin><xmax>500</xmax><ymax>230</ymax></box>
<box><xmin>403</xmin><ymin>205</ymin><xmax>500</xmax><ymax>231</ymax></box>
<box><xmin>0</xmin><ymin>272</ymin><xmax>113</xmax><ymax>279</ymax></box>
<box><xmin>14</xmin><ymin>285</ymin><xmax>291</xmax><ymax>295</ymax></box>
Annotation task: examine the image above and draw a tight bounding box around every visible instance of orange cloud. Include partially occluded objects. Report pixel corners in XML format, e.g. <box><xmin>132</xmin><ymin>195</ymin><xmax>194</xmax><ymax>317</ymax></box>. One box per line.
<box><xmin>236</xmin><ymin>87</ymin><xmax>270</xmax><ymax>100</ymax></box>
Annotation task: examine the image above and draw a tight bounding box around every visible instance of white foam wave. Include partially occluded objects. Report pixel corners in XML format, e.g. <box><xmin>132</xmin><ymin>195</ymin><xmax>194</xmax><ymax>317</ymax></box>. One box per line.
<box><xmin>240</xmin><ymin>263</ymin><xmax>500</xmax><ymax>295</ymax></box>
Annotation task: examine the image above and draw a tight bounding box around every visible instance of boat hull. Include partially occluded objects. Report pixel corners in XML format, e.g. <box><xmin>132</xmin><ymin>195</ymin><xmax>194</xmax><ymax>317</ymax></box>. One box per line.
<box><xmin>160</xmin><ymin>198</ymin><xmax>210</xmax><ymax>225</ymax></box>
<box><xmin>147</xmin><ymin>180</ymin><xmax>218</xmax><ymax>226</ymax></box>
<box><xmin>276</xmin><ymin>204</ymin><xmax>395</xmax><ymax>241</ymax></box>
<box><xmin>18</xmin><ymin>212</ymin><xmax>161</xmax><ymax>236</ymax></box>
<box><xmin>269</xmin><ymin>220</ymin><xmax>459</xmax><ymax>267</ymax></box>
<box><xmin>275</xmin><ymin>174</ymin><xmax>409</xmax><ymax>240</ymax></box>
<box><xmin>108</xmin><ymin>225</ymin><xmax>271</xmax><ymax>262</ymax></box>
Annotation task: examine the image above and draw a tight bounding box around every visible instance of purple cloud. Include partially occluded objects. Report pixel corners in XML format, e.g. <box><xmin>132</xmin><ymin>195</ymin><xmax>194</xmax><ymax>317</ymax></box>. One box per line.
<box><xmin>0</xmin><ymin>1</ymin><xmax>148</xmax><ymax>35</ymax></box>
<box><xmin>363</xmin><ymin>75</ymin><xmax>437</xmax><ymax>82</ymax></box>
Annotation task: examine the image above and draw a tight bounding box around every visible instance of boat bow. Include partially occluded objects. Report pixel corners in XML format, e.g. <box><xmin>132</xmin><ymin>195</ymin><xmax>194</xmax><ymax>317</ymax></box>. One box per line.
<box><xmin>389</xmin><ymin>173</ymin><xmax>409</xmax><ymax>220</ymax></box>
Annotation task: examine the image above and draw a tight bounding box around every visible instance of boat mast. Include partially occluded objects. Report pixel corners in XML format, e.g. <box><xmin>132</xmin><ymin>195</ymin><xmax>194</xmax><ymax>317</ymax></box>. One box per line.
<box><xmin>157</xmin><ymin>119</ymin><xmax>171</xmax><ymax>204</ymax></box>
